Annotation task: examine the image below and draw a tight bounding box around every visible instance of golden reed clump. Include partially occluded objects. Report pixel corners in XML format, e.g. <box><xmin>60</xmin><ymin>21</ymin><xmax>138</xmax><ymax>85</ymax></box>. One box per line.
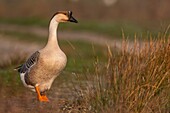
<box><xmin>69</xmin><ymin>37</ymin><xmax>170</xmax><ymax>113</ymax></box>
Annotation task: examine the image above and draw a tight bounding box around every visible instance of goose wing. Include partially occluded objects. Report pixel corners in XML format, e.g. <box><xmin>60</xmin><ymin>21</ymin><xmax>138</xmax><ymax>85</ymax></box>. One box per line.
<box><xmin>15</xmin><ymin>51</ymin><xmax>40</xmax><ymax>73</ymax></box>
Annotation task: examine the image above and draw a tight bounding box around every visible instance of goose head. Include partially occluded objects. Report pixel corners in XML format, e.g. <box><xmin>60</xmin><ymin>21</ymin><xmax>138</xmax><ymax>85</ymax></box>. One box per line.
<box><xmin>52</xmin><ymin>11</ymin><xmax>78</xmax><ymax>23</ymax></box>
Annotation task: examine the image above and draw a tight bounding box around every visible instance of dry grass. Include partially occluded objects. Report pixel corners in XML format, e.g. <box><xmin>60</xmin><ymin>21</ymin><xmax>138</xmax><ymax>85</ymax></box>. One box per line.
<box><xmin>66</xmin><ymin>37</ymin><xmax>170</xmax><ymax>113</ymax></box>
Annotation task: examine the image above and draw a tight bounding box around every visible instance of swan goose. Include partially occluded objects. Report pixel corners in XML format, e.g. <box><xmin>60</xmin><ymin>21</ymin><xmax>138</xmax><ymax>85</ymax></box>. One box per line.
<box><xmin>15</xmin><ymin>11</ymin><xmax>78</xmax><ymax>102</ymax></box>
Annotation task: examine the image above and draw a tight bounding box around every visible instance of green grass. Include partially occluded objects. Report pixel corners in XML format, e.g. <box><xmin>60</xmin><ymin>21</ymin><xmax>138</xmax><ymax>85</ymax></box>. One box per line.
<box><xmin>0</xmin><ymin>31</ymin><xmax>46</xmax><ymax>43</ymax></box>
<box><xmin>0</xmin><ymin>18</ymin><xmax>163</xmax><ymax>39</ymax></box>
<box><xmin>0</xmin><ymin>30</ymin><xmax>107</xmax><ymax>74</ymax></box>
<box><xmin>0</xmin><ymin>18</ymin><xmax>47</xmax><ymax>27</ymax></box>
<box><xmin>0</xmin><ymin>68</ymin><xmax>25</xmax><ymax>97</ymax></box>
<box><xmin>61</xmin><ymin>40</ymin><xmax>107</xmax><ymax>73</ymax></box>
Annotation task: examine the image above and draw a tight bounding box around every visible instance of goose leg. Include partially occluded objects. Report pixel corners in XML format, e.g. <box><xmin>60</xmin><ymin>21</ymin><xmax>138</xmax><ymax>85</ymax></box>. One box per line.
<box><xmin>35</xmin><ymin>86</ymin><xmax>49</xmax><ymax>102</ymax></box>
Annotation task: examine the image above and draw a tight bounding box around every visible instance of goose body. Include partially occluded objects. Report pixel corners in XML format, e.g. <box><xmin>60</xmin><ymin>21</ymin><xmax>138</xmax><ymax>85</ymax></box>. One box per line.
<box><xmin>15</xmin><ymin>11</ymin><xmax>78</xmax><ymax>102</ymax></box>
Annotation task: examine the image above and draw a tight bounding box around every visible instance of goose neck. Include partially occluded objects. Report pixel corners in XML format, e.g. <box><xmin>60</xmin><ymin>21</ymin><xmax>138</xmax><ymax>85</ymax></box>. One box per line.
<box><xmin>46</xmin><ymin>19</ymin><xmax>59</xmax><ymax>49</ymax></box>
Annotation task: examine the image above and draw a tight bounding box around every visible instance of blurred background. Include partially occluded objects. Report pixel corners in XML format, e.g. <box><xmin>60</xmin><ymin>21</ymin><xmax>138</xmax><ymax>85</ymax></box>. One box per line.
<box><xmin>0</xmin><ymin>0</ymin><xmax>169</xmax><ymax>113</ymax></box>
<box><xmin>0</xmin><ymin>0</ymin><xmax>170</xmax><ymax>22</ymax></box>
<box><xmin>0</xmin><ymin>0</ymin><xmax>169</xmax><ymax>39</ymax></box>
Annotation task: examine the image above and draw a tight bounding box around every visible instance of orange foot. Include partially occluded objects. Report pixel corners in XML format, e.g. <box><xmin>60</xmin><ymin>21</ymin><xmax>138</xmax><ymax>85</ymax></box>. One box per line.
<box><xmin>35</xmin><ymin>86</ymin><xmax>49</xmax><ymax>102</ymax></box>
<box><xmin>41</xmin><ymin>95</ymin><xmax>49</xmax><ymax>102</ymax></box>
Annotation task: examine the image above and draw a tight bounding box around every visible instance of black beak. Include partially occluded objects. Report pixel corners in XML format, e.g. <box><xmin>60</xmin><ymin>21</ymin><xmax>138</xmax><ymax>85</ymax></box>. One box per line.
<box><xmin>68</xmin><ymin>11</ymin><xmax>78</xmax><ymax>23</ymax></box>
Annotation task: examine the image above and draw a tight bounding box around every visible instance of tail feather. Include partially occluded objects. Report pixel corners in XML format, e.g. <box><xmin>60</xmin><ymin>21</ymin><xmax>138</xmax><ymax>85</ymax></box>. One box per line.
<box><xmin>14</xmin><ymin>65</ymin><xmax>23</xmax><ymax>72</ymax></box>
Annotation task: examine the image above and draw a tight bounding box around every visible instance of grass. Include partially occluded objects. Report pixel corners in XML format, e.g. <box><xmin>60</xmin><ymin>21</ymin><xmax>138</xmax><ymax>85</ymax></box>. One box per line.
<box><xmin>66</xmin><ymin>37</ymin><xmax>170</xmax><ymax>113</ymax></box>
<box><xmin>0</xmin><ymin>34</ymin><xmax>169</xmax><ymax>112</ymax></box>
<box><xmin>0</xmin><ymin>30</ymin><xmax>46</xmax><ymax>43</ymax></box>
<box><xmin>0</xmin><ymin>18</ymin><xmax>162</xmax><ymax>39</ymax></box>
<box><xmin>0</xmin><ymin>29</ymin><xmax>108</xmax><ymax>112</ymax></box>
<box><xmin>0</xmin><ymin>29</ymin><xmax>107</xmax><ymax>72</ymax></box>
<box><xmin>0</xmin><ymin>19</ymin><xmax>169</xmax><ymax>112</ymax></box>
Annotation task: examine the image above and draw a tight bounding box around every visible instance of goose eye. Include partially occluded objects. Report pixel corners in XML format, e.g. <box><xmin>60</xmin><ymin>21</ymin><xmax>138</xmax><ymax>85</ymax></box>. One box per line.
<box><xmin>63</xmin><ymin>13</ymin><xmax>67</xmax><ymax>16</ymax></box>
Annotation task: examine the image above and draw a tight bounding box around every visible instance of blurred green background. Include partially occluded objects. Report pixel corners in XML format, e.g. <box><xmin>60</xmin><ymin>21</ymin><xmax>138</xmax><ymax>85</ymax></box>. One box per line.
<box><xmin>0</xmin><ymin>0</ymin><xmax>170</xmax><ymax>38</ymax></box>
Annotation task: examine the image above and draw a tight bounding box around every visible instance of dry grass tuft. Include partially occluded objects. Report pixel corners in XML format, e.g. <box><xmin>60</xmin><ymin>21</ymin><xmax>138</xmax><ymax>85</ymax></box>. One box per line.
<box><xmin>65</xmin><ymin>37</ymin><xmax>170</xmax><ymax>113</ymax></box>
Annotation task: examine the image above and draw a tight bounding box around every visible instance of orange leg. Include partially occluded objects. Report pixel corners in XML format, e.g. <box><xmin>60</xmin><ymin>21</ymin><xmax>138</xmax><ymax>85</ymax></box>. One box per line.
<box><xmin>35</xmin><ymin>86</ymin><xmax>49</xmax><ymax>102</ymax></box>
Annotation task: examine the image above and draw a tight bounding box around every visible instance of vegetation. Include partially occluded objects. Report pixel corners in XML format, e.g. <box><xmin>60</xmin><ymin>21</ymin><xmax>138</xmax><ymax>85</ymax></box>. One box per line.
<box><xmin>0</xmin><ymin>19</ymin><xmax>169</xmax><ymax>113</ymax></box>
<box><xmin>0</xmin><ymin>18</ymin><xmax>161</xmax><ymax>39</ymax></box>
<box><xmin>61</xmin><ymin>37</ymin><xmax>170</xmax><ymax>113</ymax></box>
<box><xmin>0</xmin><ymin>24</ymin><xmax>170</xmax><ymax>112</ymax></box>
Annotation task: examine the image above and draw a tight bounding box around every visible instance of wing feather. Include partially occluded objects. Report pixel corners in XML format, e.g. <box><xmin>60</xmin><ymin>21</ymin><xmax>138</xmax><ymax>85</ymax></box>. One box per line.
<box><xmin>15</xmin><ymin>51</ymin><xmax>40</xmax><ymax>73</ymax></box>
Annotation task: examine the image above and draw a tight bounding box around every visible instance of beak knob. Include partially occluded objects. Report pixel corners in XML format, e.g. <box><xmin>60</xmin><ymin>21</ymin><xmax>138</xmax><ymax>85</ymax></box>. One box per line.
<box><xmin>68</xmin><ymin>11</ymin><xmax>78</xmax><ymax>23</ymax></box>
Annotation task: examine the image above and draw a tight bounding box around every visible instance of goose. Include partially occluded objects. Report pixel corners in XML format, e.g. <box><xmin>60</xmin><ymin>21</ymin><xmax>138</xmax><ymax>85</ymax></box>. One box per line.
<box><xmin>14</xmin><ymin>11</ymin><xmax>78</xmax><ymax>102</ymax></box>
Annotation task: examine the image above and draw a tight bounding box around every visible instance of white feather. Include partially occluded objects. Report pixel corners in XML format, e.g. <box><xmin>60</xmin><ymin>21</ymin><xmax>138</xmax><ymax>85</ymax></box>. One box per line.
<box><xmin>20</xmin><ymin>73</ymin><xmax>35</xmax><ymax>92</ymax></box>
